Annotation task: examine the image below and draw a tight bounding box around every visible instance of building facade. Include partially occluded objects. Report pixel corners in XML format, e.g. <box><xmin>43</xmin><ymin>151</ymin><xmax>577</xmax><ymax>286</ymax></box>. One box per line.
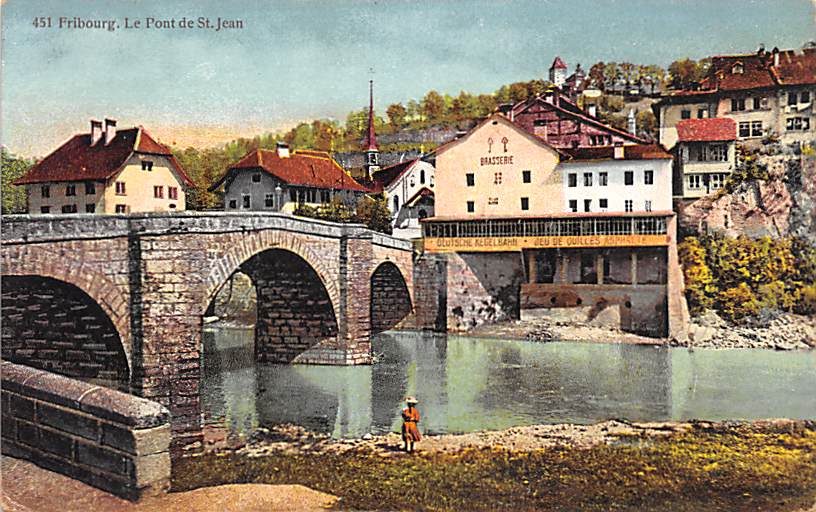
<box><xmin>15</xmin><ymin>119</ymin><xmax>192</xmax><ymax>215</ymax></box>
<box><xmin>419</xmin><ymin>113</ymin><xmax>685</xmax><ymax>338</ymax></box>
<box><xmin>655</xmin><ymin>46</ymin><xmax>816</xmax><ymax>150</ymax></box>
<box><xmin>210</xmin><ymin>143</ymin><xmax>368</xmax><ymax>213</ymax></box>
<box><xmin>673</xmin><ymin>118</ymin><xmax>737</xmax><ymax>198</ymax></box>
<box><xmin>371</xmin><ymin>158</ymin><xmax>435</xmax><ymax>239</ymax></box>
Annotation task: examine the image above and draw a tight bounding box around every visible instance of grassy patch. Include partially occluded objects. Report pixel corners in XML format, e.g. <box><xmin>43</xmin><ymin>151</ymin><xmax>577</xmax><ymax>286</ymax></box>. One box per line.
<box><xmin>172</xmin><ymin>426</ymin><xmax>816</xmax><ymax>511</ymax></box>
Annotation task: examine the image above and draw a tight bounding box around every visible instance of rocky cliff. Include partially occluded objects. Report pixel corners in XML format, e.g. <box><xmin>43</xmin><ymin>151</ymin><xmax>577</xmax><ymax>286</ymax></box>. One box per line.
<box><xmin>676</xmin><ymin>145</ymin><xmax>816</xmax><ymax>244</ymax></box>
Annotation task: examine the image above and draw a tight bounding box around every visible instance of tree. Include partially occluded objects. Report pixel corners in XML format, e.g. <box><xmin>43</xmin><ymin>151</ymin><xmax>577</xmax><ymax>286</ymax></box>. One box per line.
<box><xmin>386</xmin><ymin>103</ymin><xmax>407</xmax><ymax>129</ymax></box>
<box><xmin>1</xmin><ymin>148</ymin><xmax>30</xmax><ymax>214</ymax></box>
<box><xmin>668</xmin><ymin>58</ymin><xmax>708</xmax><ymax>89</ymax></box>
<box><xmin>636</xmin><ymin>110</ymin><xmax>657</xmax><ymax>140</ymax></box>
<box><xmin>588</xmin><ymin>62</ymin><xmax>606</xmax><ymax>90</ymax></box>
<box><xmin>421</xmin><ymin>90</ymin><xmax>446</xmax><ymax>123</ymax></box>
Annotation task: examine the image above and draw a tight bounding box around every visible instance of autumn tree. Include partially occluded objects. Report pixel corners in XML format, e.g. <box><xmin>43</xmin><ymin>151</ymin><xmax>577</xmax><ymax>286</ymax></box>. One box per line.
<box><xmin>668</xmin><ymin>58</ymin><xmax>710</xmax><ymax>89</ymax></box>
<box><xmin>421</xmin><ymin>90</ymin><xmax>447</xmax><ymax>123</ymax></box>
<box><xmin>386</xmin><ymin>103</ymin><xmax>407</xmax><ymax>129</ymax></box>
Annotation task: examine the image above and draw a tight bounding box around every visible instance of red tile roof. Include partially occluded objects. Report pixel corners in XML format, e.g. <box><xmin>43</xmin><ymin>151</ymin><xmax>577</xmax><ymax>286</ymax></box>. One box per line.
<box><xmin>676</xmin><ymin>118</ymin><xmax>736</xmax><ymax>142</ymax></box>
<box><xmin>561</xmin><ymin>144</ymin><xmax>672</xmax><ymax>162</ymax></box>
<box><xmin>15</xmin><ymin>127</ymin><xmax>193</xmax><ymax>186</ymax></box>
<box><xmin>550</xmin><ymin>56</ymin><xmax>567</xmax><ymax>70</ymax></box>
<box><xmin>668</xmin><ymin>48</ymin><xmax>816</xmax><ymax>96</ymax></box>
<box><xmin>210</xmin><ymin>149</ymin><xmax>368</xmax><ymax>192</ymax></box>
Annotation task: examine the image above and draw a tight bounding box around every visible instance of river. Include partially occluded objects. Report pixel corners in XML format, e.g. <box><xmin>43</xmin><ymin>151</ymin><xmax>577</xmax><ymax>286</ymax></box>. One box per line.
<box><xmin>201</xmin><ymin>327</ymin><xmax>816</xmax><ymax>438</ymax></box>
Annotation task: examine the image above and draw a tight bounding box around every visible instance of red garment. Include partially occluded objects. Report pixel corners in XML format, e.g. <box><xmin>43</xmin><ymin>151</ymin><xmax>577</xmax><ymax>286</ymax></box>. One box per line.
<box><xmin>401</xmin><ymin>407</ymin><xmax>421</xmax><ymax>442</ymax></box>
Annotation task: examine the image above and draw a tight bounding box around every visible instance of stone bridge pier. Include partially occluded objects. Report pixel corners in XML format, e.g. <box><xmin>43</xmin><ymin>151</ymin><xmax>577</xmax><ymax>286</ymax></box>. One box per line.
<box><xmin>1</xmin><ymin>213</ymin><xmax>414</xmax><ymax>450</ymax></box>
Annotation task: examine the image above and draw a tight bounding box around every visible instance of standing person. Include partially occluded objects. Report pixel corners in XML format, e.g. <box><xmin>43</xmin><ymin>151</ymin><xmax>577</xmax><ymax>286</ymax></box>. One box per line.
<box><xmin>401</xmin><ymin>396</ymin><xmax>421</xmax><ymax>452</ymax></box>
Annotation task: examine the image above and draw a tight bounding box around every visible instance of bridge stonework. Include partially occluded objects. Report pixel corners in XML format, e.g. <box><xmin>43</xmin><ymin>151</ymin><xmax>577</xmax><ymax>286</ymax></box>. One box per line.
<box><xmin>1</xmin><ymin>213</ymin><xmax>414</xmax><ymax>450</ymax></box>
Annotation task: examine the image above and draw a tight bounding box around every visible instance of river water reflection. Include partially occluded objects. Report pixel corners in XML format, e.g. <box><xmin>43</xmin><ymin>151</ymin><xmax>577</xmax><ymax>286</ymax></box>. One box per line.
<box><xmin>201</xmin><ymin>327</ymin><xmax>816</xmax><ymax>438</ymax></box>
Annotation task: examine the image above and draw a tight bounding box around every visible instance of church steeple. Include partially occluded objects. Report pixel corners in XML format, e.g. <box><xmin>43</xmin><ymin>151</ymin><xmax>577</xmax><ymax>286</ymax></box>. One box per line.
<box><xmin>365</xmin><ymin>79</ymin><xmax>380</xmax><ymax>178</ymax></box>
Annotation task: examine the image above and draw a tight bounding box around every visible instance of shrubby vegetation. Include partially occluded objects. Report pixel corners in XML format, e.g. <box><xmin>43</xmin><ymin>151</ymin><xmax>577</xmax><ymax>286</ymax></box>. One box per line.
<box><xmin>293</xmin><ymin>195</ymin><xmax>393</xmax><ymax>235</ymax></box>
<box><xmin>678</xmin><ymin>234</ymin><xmax>816</xmax><ymax>322</ymax></box>
<box><xmin>1</xmin><ymin>148</ymin><xmax>31</xmax><ymax>214</ymax></box>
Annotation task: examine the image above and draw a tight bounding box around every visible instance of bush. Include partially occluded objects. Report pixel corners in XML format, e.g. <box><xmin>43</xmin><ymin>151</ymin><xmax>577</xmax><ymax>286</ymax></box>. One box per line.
<box><xmin>794</xmin><ymin>284</ymin><xmax>816</xmax><ymax>316</ymax></box>
<box><xmin>717</xmin><ymin>283</ymin><xmax>760</xmax><ymax>322</ymax></box>
<box><xmin>293</xmin><ymin>194</ymin><xmax>392</xmax><ymax>235</ymax></box>
<box><xmin>678</xmin><ymin>237</ymin><xmax>717</xmax><ymax>314</ymax></box>
<box><xmin>757</xmin><ymin>281</ymin><xmax>795</xmax><ymax>312</ymax></box>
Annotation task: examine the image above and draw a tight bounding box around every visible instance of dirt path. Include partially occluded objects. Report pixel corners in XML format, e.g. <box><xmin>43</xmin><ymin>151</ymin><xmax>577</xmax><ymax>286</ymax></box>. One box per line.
<box><xmin>1</xmin><ymin>455</ymin><xmax>338</xmax><ymax>512</ymax></box>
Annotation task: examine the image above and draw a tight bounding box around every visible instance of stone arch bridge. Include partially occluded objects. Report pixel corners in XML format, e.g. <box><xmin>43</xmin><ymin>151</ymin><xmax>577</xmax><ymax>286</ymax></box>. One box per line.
<box><xmin>1</xmin><ymin>213</ymin><xmax>414</xmax><ymax>449</ymax></box>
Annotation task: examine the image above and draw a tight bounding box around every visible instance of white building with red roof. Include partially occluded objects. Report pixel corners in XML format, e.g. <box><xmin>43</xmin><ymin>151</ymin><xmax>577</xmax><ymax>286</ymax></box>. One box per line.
<box><xmin>655</xmin><ymin>45</ymin><xmax>815</xmax><ymax>149</ymax></box>
<box><xmin>549</xmin><ymin>56</ymin><xmax>568</xmax><ymax>87</ymax></box>
<box><xmin>15</xmin><ymin>119</ymin><xmax>193</xmax><ymax>215</ymax></box>
<box><xmin>673</xmin><ymin>117</ymin><xmax>737</xmax><ymax>198</ymax></box>
<box><xmin>209</xmin><ymin>142</ymin><xmax>369</xmax><ymax>213</ymax></box>
<box><xmin>370</xmin><ymin>158</ymin><xmax>435</xmax><ymax>239</ymax></box>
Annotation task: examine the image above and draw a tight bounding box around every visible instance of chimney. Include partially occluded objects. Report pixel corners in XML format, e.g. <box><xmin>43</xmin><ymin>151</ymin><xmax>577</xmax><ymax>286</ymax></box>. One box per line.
<box><xmin>104</xmin><ymin>118</ymin><xmax>117</xmax><ymax>145</ymax></box>
<box><xmin>613</xmin><ymin>142</ymin><xmax>624</xmax><ymax>160</ymax></box>
<box><xmin>627</xmin><ymin>108</ymin><xmax>637</xmax><ymax>135</ymax></box>
<box><xmin>90</xmin><ymin>119</ymin><xmax>103</xmax><ymax>146</ymax></box>
<box><xmin>276</xmin><ymin>141</ymin><xmax>290</xmax><ymax>158</ymax></box>
<box><xmin>772</xmin><ymin>47</ymin><xmax>780</xmax><ymax>67</ymax></box>
<box><xmin>587</xmin><ymin>103</ymin><xmax>597</xmax><ymax>117</ymax></box>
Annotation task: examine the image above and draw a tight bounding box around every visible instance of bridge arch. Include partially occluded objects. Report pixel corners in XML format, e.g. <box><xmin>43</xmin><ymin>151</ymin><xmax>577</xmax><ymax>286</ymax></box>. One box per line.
<box><xmin>1</xmin><ymin>250</ymin><xmax>132</xmax><ymax>374</ymax></box>
<box><xmin>203</xmin><ymin>230</ymin><xmax>340</xmax><ymax>323</ymax></box>
<box><xmin>370</xmin><ymin>261</ymin><xmax>413</xmax><ymax>334</ymax></box>
<box><xmin>1</xmin><ymin>275</ymin><xmax>130</xmax><ymax>387</ymax></box>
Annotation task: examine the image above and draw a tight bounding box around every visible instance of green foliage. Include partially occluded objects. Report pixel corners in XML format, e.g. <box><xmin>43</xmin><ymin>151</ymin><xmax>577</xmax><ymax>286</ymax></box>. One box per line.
<box><xmin>293</xmin><ymin>194</ymin><xmax>392</xmax><ymax>234</ymax></box>
<box><xmin>794</xmin><ymin>284</ymin><xmax>816</xmax><ymax>315</ymax></box>
<box><xmin>2</xmin><ymin>148</ymin><xmax>30</xmax><ymax>214</ymax></box>
<box><xmin>717</xmin><ymin>283</ymin><xmax>760</xmax><ymax>322</ymax></box>
<box><xmin>679</xmin><ymin>234</ymin><xmax>815</xmax><ymax>322</ymax></box>
<box><xmin>723</xmin><ymin>149</ymin><xmax>769</xmax><ymax>192</ymax></box>
<box><xmin>636</xmin><ymin>110</ymin><xmax>657</xmax><ymax>140</ymax></box>
<box><xmin>678</xmin><ymin>237</ymin><xmax>716</xmax><ymax>314</ymax></box>
<box><xmin>667</xmin><ymin>58</ymin><xmax>710</xmax><ymax>89</ymax></box>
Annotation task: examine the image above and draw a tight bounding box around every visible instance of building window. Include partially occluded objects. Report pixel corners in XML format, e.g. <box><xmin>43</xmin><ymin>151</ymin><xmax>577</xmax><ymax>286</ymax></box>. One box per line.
<box><xmin>709</xmin><ymin>144</ymin><xmax>727</xmax><ymax>161</ymax></box>
<box><xmin>41</xmin><ymin>185</ymin><xmax>50</xmax><ymax>198</ymax></box>
<box><xmin>522</xmin><ymin>170</ymin><xmax>531</xmax><ymax>183</ymax></box>
<box><xmin>153</xmin><ymin>186</ymin><xmax>164</xmax><ymax>198</ymax></box>
<box><xmin>520</xmin><ymin>197</ymin><xmax>529</xmax><ymax>211</ymax></box>
<box><xmin>644</xmin><ymin>170</ymin><xmax>654</xmax><ymax>185</ymax></box>
<box><xmin>85</xmin><ymin>182</ymin><xmax>95</xmax><ymax>195</ymax></box>
<box><xmin>789</xmin><ymin>92</ymin><xmax>798</xmax><ymax>106</ymax></box>
<box><xmin>320</xmin><ymin>190</ymin><xmax>331</xmax><ymax>203</ymax></box>
<box><xmin>697</xmin><ymin>108</ymin><xmax>706</xmax><ymax>119</ymax></box>
<box><xmin>751</xmin><ymin>121</ymin><xmax>763</xmax><ymax>137</ymax></box>
<box><xmin>66</xmin><ymin>184</ymin><xmax>76</xmax><ymax>196</ymax></box>
<box><xmin>624</xmin><ymin>171</ymin><xmax>634</xmax><ymax>186</ymax></box>
<box><xmin>688</xmin><ymin>175</ymin><xmax>702</xmax><ymax>189</ymax></box>
<box><xmin>569</xmin><ymin>199</ymin><xmax>578</xmax><ymax>212</ymax></box>
<box><xmin>731</xmin><ymin>98</ymin><xmax>746</xmax><ymax>112</ymax></box>
<box><xmin>466</xmin><ymin>201</ymin><xmax>474</xmax><ymax>213</ymax></box>
<box><xmin>115</xmin><ymin>181</ymin><xmax>126</xmax><ymax>195</ymax></box>
<box><xmin>393</xmin><ymin>195</ymin><xmax>400</xmax><ymax>212</ymax></box>
<box><xmin>583</xmin><ymin>172</ymin><xmax>592</xmax><ymax>187</ymax></box>
<box><xmin>141</xmin><ymin>161</ymin><xmax>154</xmax><ymax>171</ymax></box>
<box><xmin>229</xmin><ymin>199</ymin><xmax>237</xmax><ymax>209</ymax></box>
<box><xmin>599</xmin><ymin>172</ymin><xmax>608</xmax><ymax>186</ymax></box>
<box><xmin>420</xmin><ymin>169</ymin><xmax>426</xmax><ymax>184</ymax></box>
<box><xmin>61</xmin><ymin>204</ymin><xmax>77</xmax><ymax>214</ymax></box>
<box><xmin>802</xmin><ymin>91</ymin><xmax>811</xmax><ymax>103</ymax></box>
<box><xmin>494</xmin><ymin>172</ymin><xmax>502</xmax><ymax>185</ymax></box>
<box><xmin>243</xmin><ymin>195</ymin><xmax>251</xmax><ymax>208</ymax></box>
<box><xmin>115</xmin><ymin>204</ymin><xmax>127</xmax><ymax>214</ymax></box>
<box><xmin>786</xmin><ymin>117</ymin><xmax>811</xmax><ymax>131</ymax></box>
<box><xmin>265</xmin><ymin>193</ymin><xmax>274</xmax><ymax>207</ymax></box>
<box><xmin>290</xmin><ymin>189</ymin><xmax>297</xmax><ymax>202</ymax></box>
<box><xmin>85</xmin><ymin>203</ymin><xmax>96</xmax><ymax>213</ymax></box>
<box><xmin>739</xmin><ymin>122</ymin><xmax>750</xmax><ymax>137</ymax></box>
<box><xmin>645</xmin><ymin>200</ymin><xmax>652</xmax><ymax>212</ymax></box>
<box><xmin>752</xmin><ymin>97</ymin><xmax>762</xmax><ymax>110</ymax></box>
<box><xmin>568</xmin><ymin>173</ymin><xmax>577</xmax><ymax>187</ymax></box>
<box><xmin>40</xmin><ymin>206</ymin><xmax>50</xmax><ymax>214</ymax></box>
<box><xmin>711</xmin><ymin>174</ymin><xmax>723</xmax><ymax>189</ymax></box>
<box><xmin>168</xmin><ymin>187</ymin><xmax>178</xmax><ymax>200</ymax></box>
<box><xmin>681</xmin><ymin>110</ymin><xmax>691</xmax><ymax>119</ymax></box>
<box><xmin>252</xmin><ymin>173</ymin><xmax>261</xmax><ymax>183</ymax></box>
<box><xmin>584</xmin><ymin>199</ymin><xmax>591</xmax><ymax>212</ymax></box>
<box><xmin>466</xmin><ymin>173</ymin><xmax>475</xmax><ymax>186</ymax></box>
<box><xmin>599</xmin><ymin>198</ymin><xmax>608</xmax><ymax>211</ymax></box>
<box><xmin>624</xmin><ymin>200</ymin><xmax>633</xmax><ymax>212</ymax></box>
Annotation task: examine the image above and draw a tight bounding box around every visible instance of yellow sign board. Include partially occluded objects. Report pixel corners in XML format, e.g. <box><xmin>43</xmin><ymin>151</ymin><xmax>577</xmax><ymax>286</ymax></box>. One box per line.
<box><xmin>424</xmin><ymin>234</ymin><xmax>669</xmax><ymax>252</ymax></box>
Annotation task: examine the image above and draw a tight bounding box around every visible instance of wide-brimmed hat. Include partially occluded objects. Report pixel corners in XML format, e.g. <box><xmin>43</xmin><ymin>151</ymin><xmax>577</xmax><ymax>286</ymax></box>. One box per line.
<box><xmin>405</xmin><ymin>396</ymin><xmax>419</xmax><ymax>404</ymax></box>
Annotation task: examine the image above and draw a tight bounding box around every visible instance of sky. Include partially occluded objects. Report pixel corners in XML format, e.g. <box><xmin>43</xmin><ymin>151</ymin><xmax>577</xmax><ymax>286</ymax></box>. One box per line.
<box><xmin>2</xmin><ymin>0</ymin><xmax>815</xmax><ymax>156</ymax></box>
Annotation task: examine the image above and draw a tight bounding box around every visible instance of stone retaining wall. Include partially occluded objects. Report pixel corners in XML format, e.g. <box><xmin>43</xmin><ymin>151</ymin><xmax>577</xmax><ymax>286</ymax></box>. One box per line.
<box><xmin>1</xmin><ymin>361</ymin><xmax>171</xmax><ymax>501</ymax></box>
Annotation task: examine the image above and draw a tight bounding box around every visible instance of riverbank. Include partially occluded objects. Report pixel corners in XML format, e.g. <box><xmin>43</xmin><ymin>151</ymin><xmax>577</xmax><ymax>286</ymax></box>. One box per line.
<box><xmin>457</xmin><ymin>311</ymin><xmax>816</xmax><ymax>351</ymax></box>
<box><xmin>178</xmin><ymin>419</ymin><xmax>816</xmax><ymax>511</ymax></box>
